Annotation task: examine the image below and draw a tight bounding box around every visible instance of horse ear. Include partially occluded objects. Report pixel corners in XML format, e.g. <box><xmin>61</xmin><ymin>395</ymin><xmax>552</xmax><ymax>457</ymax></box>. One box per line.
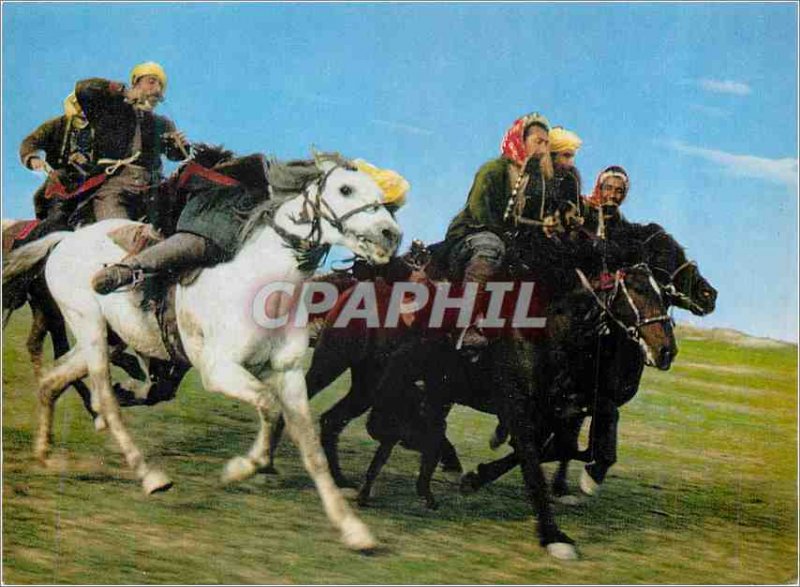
<box><xmin>311</xmin><ymin>147</ymin><xmax>333</xmax><ymax>171</ymax></box>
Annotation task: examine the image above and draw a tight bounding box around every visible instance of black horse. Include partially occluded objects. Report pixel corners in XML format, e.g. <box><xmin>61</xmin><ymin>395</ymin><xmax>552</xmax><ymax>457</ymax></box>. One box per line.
<box><xmin>459</xmin><ymin>220</ymin><xmax>717</xmax><ymax>498</ymax></box>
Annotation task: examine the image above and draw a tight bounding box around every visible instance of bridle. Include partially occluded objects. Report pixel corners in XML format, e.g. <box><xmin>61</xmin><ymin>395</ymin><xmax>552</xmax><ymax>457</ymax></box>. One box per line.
<box><xmin>575</xmin><ymin>264</ymin><xmax>673</xmax><ymax>343</ymax></box>
<box><xmin>270</xmin><ymin>161</ymin><xmax>386</xmax><ymax>254</ymax></box>
<box><xmin>641</xmin><ymin>229</ymin><xmax>705</xmax><ymax>313</ymax></box>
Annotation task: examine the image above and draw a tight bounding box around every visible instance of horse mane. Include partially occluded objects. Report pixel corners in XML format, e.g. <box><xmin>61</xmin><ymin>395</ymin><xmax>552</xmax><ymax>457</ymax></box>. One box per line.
<box><xmin>191</xmin><ymin>143</ymin><xmax>236</xmax><ymax>169</ymax></box>
<box><xmin>639</xmin><ymin>222</ymin><xmax>688</xmax><ymax>266</ymax></box>
<box><xmin>237</xmin><ymin>152</ymin><xmax>353</xmax><ymax>247</ymax></box>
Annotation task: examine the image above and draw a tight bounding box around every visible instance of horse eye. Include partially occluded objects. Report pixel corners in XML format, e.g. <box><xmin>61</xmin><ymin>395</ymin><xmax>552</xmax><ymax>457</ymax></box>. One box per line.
<box><xmin>340</xmin><ymin>185</ymin><xmax>353</xmax><ymax>196</ymax></box>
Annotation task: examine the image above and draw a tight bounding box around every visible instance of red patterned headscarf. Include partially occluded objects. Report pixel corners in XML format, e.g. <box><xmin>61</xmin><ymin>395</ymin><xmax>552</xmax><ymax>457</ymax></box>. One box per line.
<box><xmin>500</xmin><ymin>112</ymin><xmax>551</xmax><ymax>166</ymax></box>
<box><xmin>585</xmin><ymin>165</ymin><xmax>630</xmax><ymax>207</ymax></box>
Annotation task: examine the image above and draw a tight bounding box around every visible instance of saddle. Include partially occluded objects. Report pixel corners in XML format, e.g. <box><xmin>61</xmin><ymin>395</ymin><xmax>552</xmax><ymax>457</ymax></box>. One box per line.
<box><xmin>3</xmin><ymin>220</ymin><xmax>40</xmax><ymax>254</ymax></box>
<box><xmin>107</xmin><ymin>224</ymin><xmax>194</xmax><ymax>367</ymax></box>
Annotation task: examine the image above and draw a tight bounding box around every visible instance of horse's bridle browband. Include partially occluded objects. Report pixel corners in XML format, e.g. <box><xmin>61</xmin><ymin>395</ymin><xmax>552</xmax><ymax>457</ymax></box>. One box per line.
<box><xmin>575</xmin><ymin>265</ymin><xmax>672</xmax><ymax>342</ymax></box>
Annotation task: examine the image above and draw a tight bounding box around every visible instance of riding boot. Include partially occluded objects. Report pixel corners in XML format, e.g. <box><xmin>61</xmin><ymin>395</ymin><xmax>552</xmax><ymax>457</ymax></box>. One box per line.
<box><xmin>92</xmin><ymin>232</ymin><xmax>217</xmax><ymax>295</ymax></box>
<box><xmin>456</xmin><ymin>256</ymin><xmax>497</xmax><ymax>352</ymax></box>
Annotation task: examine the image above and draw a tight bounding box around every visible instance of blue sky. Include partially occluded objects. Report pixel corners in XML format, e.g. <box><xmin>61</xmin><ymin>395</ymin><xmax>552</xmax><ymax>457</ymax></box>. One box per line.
<box><xmin>2</xmin><ymin>2</ymin><xmax>798</xmax><ymax>341</ymax></box>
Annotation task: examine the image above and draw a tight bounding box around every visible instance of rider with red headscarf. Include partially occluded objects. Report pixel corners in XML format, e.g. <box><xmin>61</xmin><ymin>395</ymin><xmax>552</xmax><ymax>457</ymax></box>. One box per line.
<box><xmin>443</xmin><ymin>112</ymin><xmax>557</xmax><ymax>350</ymax></box>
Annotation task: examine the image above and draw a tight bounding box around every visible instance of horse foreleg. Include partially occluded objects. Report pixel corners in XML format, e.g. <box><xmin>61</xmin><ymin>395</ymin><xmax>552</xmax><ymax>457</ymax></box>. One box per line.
<box><xmin>551</xmin><ymin>415</ymin><xmax>585</xmax><ymax>498</ymax></box>
<box><xmin>267</xmin><ymin>331</ymin><xmax>364</xmax><ymax>472</ymax></box>
<box><xmin>195</xmin><ymin>357</ymin><xmax>276</xmax><ymax>484</ymax></box>
<box><xmin>438</xmin><ymin>435</ymin><xmax>464</xmax><ymax>480</ymax></box>
<box><xmin>459</xmin><ymin>450</ymin><xmax>520</xmax><ymax>494</ymax></box>
<box><xmin>416</xmin><ymin>428</ymin><xmax>445</xmax><ymax>510</ymax></box>
<box><xmin>276</xmin><ymin>365</ymin><xmax>376</xmax><ymax>552</ymax></box>
<box><xmin>356</xmin><ymin>440</ymin><xmax>396</xmax><ymax>507</ymax></box>
<box><xmin>319</xmin><ymin>367</ymin><xmax>375</xmax><ymax>489</ymax></box>
<box><xmin>581</xmin><ymin>398</ymin><xmax>619</xmax><ymax>496</ymax></box>
<box><xmin>35</xmin><ymin>346</ymin><xmax>88</xmax><ymax>462</ymax></box>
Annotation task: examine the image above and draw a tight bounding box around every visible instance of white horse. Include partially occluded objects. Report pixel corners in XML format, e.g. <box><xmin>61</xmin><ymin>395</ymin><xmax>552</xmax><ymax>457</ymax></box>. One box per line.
<box><xmin>8</xmin><ymin>154</ymin><xmax>401</xmax><ymax>551</ymax></box>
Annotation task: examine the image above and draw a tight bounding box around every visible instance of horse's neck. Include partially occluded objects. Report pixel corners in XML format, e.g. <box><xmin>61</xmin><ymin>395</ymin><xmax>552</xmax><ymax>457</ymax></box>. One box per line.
<box><xmin>235</xmin><ymin>219</ymin><xmax>310</xmax><ymax>282</ymax></box>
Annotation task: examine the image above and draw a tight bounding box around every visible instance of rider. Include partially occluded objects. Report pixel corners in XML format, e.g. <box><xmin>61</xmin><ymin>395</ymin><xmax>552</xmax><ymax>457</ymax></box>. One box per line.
<box><xmin>549</xmin><ymin>126</ymin><xmax>584</xmax><ymax>226</ymax></box>
<box><xmin>584</xmin><ymin>165</ymin><xmax>634</xmax><ymax>241</ymax></box>
<box><xmin>443</xmin><ymin>111</ymin><xmax>555</xmax><ymax>350</ymax></box>
<box><xmin>74</xmin><ymin>61</ymin><xmax>189</xmax><ymax>222</ymax></box>
<box><xmin>14</xmin><ymin>93</ymin><xmax>97</xmax><ymax>245</ymax></box>
<box><xmin>90</xmin><ymin>157</ymin><xmax>409</xmax><ymax>295</ymax></box>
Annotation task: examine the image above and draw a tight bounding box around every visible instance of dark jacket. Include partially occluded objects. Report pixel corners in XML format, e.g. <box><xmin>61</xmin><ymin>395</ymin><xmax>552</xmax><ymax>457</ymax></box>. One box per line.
<box><xmin>20</xmin><ymin>115</ymin><xmax>93</xmax><ymax>171</ymax></box>
<box><xmin>75</xmin><ymin>78</ymin><xmax>184</xmax><ymax>179</ymax></box>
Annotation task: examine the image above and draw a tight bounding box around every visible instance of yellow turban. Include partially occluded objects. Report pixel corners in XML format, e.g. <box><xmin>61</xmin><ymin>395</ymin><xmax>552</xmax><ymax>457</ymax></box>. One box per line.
<box><xmin>130</xmin><ymin>61</ymin><xmax>168</xmax><ymax>91</ymax></box>
<box><xmin>63</xmin><ymin>92</ymin><xmax>89</xmax><ymax>128</ymax></box>
<box><xmin>353</xmin><ymin>159</ymin><xmax>410</xmax><ymax>208</ymax></box>
<box><xmin>63</xmin><ymin>92</ymin><xmax>84</xmax><ymax>119</ymax></box>
<box><xmin>549</xmin><ymin>127</ymin><xmax>583</xmax><ymax>153</ymax></box>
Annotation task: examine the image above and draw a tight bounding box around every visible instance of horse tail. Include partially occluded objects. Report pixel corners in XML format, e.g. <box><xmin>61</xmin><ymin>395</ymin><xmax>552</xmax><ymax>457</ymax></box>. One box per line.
<box><xmin>2</xmin><ymin>231</ymin><xmax>71</xmax><ymax>284</ymax></box>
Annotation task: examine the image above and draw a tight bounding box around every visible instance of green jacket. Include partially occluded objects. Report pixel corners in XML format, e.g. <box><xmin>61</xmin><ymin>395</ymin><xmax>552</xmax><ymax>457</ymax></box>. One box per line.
<box><xmin>445</xmin><ymin>157</ymin><xmax>515</xmax><ymax>243</ymax></box>
<box><xmin>445</xmin><ymin>157</ymin><xmax>555</xmax><ymax>243</ymax></box>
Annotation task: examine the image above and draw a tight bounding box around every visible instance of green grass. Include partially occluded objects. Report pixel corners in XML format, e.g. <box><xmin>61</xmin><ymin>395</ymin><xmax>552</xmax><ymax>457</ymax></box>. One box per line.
<box><xmin>2</xmin><ymin>306</ymin><xmax>797</xmax><ymax>584</ymax></box>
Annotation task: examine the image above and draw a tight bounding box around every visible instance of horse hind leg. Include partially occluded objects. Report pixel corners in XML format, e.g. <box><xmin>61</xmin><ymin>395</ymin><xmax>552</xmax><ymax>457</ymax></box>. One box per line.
<box><xmin>26</xmin><ymin>305</ymin><xmax>49</xmax><ymax>381</ymax></box>
<box><xmin>79</xmin><ymin>321</ymin><xmax>171</xmax><ymax>494</ymax></box>
<box><xmin>34</xmin><ymin>346</ymin><xmax>88</xmax><ymax>462</ymax></box>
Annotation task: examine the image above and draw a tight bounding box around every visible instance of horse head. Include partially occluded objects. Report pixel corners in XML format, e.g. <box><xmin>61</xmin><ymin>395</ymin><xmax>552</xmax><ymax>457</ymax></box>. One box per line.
<box><xmin>669</xmin><ymin>262</ymin><xmax>717</xmax><ymax>316</ymax></box>
<box><xmin>578</xmin><ymin>263</ymin><xmax>677</xmax><ymax>370</ymax></box>
<box><xmin>266</xmin><ymin>153</ymin><xmax>402</xmax><ymax>267</ymax></box>
<box><xmin>640</xmin><ymin>225</ymin><xmax>717</xmax><ymax>317</ymax></box>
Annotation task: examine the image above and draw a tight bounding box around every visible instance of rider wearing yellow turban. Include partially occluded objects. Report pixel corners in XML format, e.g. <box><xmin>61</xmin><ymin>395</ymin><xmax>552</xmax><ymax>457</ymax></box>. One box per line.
<box><xmin>353</xmin><ymin>159</ymin><xmax>410</xmax><ymax>210</ymax></box>
<box><xmin>549</xmin><ymin>126</ymin><xmax>584</xmax><ymax>221</ymax></box>
<box><xmin>130</xmin><ymin>61</ymin><xmax>168</xmax><ymax>92</ymax></box>
<box><xmin>549</xmin><ymin>127</ymin><xmax>582</xmax><ymax>157</ymax></box>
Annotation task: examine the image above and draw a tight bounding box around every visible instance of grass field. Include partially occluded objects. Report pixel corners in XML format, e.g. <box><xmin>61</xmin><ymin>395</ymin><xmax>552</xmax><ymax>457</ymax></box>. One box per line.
<box><xmin>2</xmin><ymin>307</ymin><xmax>797</xmax><ymax>584</ymax></box>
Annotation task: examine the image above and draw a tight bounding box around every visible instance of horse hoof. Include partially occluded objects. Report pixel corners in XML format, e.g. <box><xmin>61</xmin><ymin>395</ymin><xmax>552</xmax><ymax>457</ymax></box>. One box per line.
<box><xmin>93</xmin><ymin>416</ymin><xmax>108</xmax><ymax>432</ymax></box>
<box><xmin>459</xmin><ymin>472</ymin><xmax>480</xmax><ymax>495</ymax></box>
<box><xmin>341</xmin><ymin>517</ymin><xmax>377</xmax><ymax>552</ymax></box>
<box><xmin>422</xmin><ymin>497</ymin><xmax>439</xmax><ymax>510</ymax></box>
<box><xmin>546</xmin><ymin>542</ymin><xmax>578</xmax><ymax>560</ymax></box>
<box><xmin>143</xmin><ymin>469</ymin><xmax>173</xmax><ymax>495</ymax></box>
<box><xmin>555</xmin><ymin>494</ymin><xmax>583</xmax><ymax>506</ymax></box>
<box><xmin>221</xmin><ymin>456</ymin><xmax>258</xmax><ymax>484</ymax></box>
<box><xmin>257</xmin><ymin>463</ymin><xmax>279</xmax><ymax>475</ymax></box>
<box><xmin>579</xmin><ymin>469</ymin><xmax>600</xmax><ymax>496</ymax></box>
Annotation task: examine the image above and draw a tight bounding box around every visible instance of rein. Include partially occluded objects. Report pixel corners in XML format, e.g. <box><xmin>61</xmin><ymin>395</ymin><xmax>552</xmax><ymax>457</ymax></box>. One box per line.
<box><xmin>575</xmin><ymin>266</ymin><xmax>672</xmax><ymax>342</ymax></box>
<box><xmin>641</xmin><ymin>230</ymin><xmax>703</xmax><ymax>312</ymax></box>
<box><xmin>266</xmin><ymin>161</ymin><xmax>384</xmax><ymax>269</ymax></box>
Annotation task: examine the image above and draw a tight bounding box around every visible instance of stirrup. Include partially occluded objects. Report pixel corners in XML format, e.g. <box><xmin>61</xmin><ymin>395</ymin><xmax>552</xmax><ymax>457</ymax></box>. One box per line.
<box><xmin>455</xmin><ymin>319</ymin><xmax>488</xmax><ymax>352</ymax></box>
<box><xmin>96</xmin><ymin>263</ymin><xmax>146</xmax><ymax>293</ymax></box>
<box><xmin>117</xmin><ymin>266</ymin><xmax>146</xmax><ymax>292</ymax></box>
